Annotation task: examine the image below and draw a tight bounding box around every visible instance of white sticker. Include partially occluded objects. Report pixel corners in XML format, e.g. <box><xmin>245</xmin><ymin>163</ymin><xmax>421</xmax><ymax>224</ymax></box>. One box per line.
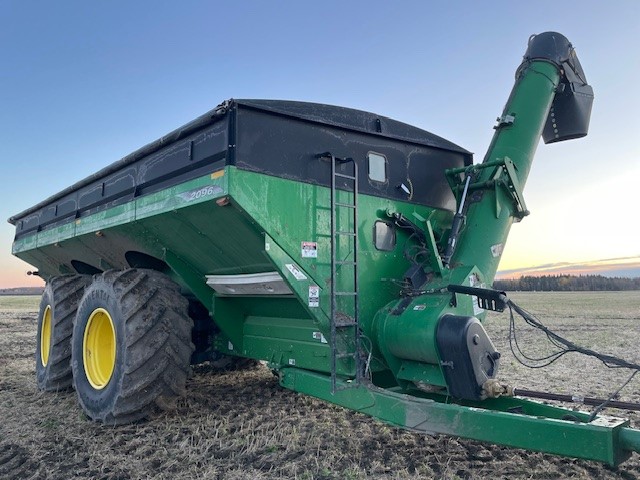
<box><xmin>469</xmin><ymin>274</ymin><xmax>484</xmax><ymax>316</ymax></box>
<box><xmin>265</xmin><ymin>242</ymin><xmax>271</xmax><ymax>251</ymax></box>
<box><xmin>312</xmin><ymin>331</ymin><xmax>328</xmax><ymax>343</ymax></box>
<box><xmin>472</xmin><ymin>298</ymin><xmax>484</xmax><ymax>316</ymax></box>
<box><xmin>288</xmin><ymin>358</ymin><xmax>296</xmax><ymax>366</ymax></box>
<box><xmin>491</xmin><ymin>243</ymin><xmax>504</xmax><ymax>258</ymax></box>
<box><xmin>413</xmin><ymin>304</ymin><xmax>426</xmax><ymax>311</ymax></box>
<box><xmin>308</xmin><ymin>285</ymin><xmax>320</xmax><ymax>307</ymax></box>
<box><xmin>301</xmin><ymin>241</ymin><xmax>318</xmax><ymax>258</ymax></box>
<box><xmin>228</xmin><ymin>341</ymin><xmax>234</xmax><ymax>351</ymax></box>
<box><xmin>285</xmin><ymin>263</ymin><xmax>307</xmax><ymax>280</ymax></box>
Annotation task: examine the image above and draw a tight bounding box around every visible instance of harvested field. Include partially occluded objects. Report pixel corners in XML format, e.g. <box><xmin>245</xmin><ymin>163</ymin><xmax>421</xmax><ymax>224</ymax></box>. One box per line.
<box><xmin>1</xmin><ymin>292</ymin><xmax>639</xmax><ymax>479</ymax></box>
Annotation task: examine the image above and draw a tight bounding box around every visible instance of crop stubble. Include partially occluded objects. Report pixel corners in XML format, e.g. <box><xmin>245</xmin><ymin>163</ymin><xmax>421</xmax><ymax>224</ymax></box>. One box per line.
<box><xmin>1</xmin><ymin>292</ymin><xmax>639</xmax><ymax>479</ymax></box>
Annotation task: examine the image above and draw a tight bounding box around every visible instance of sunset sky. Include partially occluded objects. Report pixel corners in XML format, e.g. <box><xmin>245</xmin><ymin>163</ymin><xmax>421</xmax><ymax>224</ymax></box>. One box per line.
<box><xmin>1</xmin><ymin>1</ymin><xmax>639</xmax><ymax>288</ymax></box>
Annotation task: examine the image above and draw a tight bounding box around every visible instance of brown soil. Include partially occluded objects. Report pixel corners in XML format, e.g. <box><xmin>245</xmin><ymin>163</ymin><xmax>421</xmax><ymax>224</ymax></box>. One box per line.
<box><xmin>1</xmin><ymin>292</ymin><xmax>640</xmax><ymax>479</ymax></box>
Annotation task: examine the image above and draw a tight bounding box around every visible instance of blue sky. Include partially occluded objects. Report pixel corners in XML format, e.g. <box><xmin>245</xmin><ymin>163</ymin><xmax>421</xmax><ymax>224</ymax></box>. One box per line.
<box><xmin>1</xmin><ymin>1</ymin><xmax>639</xmax><ymax>287</ymax></box>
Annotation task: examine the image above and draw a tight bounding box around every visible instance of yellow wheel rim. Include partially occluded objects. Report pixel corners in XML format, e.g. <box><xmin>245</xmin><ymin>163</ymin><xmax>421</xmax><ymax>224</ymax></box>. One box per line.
<box><xmin>83</xmin><ymin>308</ymin><xmax>116</xmax><ymax>390</ymax></box>
<box><xmin>40</xmin><ymin>305</ymin><xmax>52</xmax><ymax>366</ymax></box>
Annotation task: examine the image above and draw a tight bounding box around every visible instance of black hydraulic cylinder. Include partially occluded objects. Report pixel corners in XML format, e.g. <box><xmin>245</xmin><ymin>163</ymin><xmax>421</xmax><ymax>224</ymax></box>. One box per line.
<box><xmin>442</xmin><ymin>174</ymin><xmax>471</xmax><ymax>266</ymax></box>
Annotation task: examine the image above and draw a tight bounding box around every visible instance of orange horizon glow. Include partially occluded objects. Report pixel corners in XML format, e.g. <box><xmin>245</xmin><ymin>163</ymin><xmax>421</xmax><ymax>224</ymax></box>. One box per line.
<box><xmin>0</xmin><ymin>255</ymin><xmax>46</xmax><ymax>289</ymax></box>
<box><xmin>0</xmin><ymin>272</ymin><xmax>44</xmax><ymax>290</ymax></box>
<box><xmin>495</xmin><ymin>256</ymin><xmax>640</xmax><ymax>280</ymax></box>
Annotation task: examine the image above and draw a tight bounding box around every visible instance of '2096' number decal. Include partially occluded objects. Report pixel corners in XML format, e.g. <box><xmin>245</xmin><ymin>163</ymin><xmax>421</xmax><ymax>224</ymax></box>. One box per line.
<box><xmin>177</xmin><ymin>185</ymin><xmax>223</xmax><ymax>202</ymax></box>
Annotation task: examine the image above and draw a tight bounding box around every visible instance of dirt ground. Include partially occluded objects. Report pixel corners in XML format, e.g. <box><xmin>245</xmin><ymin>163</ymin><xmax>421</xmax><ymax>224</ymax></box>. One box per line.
<box><xmin>1</xmin><ymin>292</ymin><xmax>640</xmax><ymax>479</ymax></box>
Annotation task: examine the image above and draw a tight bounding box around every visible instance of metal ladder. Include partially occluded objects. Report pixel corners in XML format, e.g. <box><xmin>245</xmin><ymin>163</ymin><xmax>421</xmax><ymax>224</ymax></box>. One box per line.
<box><xmin>329</xmin><ymin>154</ymin><xmax>363</xmax><ymax>393</ymax></box>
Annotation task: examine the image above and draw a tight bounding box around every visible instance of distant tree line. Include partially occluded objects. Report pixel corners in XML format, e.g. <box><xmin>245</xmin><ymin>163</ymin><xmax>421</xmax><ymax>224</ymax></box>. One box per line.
<box><xmin>493</xmin><ymin>274</ymin><xmax>640</xmax><ymax>292</ymax></box>
<box><xmin>0</xmin><ymin>287</ymin><xmax>44</xmax><ymax>296</ymax></box>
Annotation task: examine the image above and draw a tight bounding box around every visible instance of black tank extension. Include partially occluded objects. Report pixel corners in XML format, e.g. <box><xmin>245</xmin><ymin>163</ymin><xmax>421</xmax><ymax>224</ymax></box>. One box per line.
<box><xmin>518</xmin><ymin>31</ymin><xmax>594</xmax><ymax>144</ymax></box>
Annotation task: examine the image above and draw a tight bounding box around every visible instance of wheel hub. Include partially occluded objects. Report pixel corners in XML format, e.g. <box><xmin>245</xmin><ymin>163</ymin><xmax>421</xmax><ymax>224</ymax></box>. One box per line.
<box><xmin>40</xmin><ymin>305</ymin><xmax>52</xmax><ymax>366</ymax></box>
<box><xmin>83</xmin><ymin>308</ymin><xmax>116</xmax><ymax>389</ymax></box>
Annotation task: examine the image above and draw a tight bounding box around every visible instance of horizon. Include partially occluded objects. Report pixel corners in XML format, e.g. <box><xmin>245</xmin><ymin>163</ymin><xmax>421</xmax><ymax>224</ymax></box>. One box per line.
<box><xmin>495</xmin><ymin>256</ymin><xmax>640</xmax><ymax>280</ymax></box>
<box><xmin>6</xmin><ymin>256</ymin><xmax>640</xmax><ymax>289</ymax></box>
<box><xmin>2</xmin><ymin>2</ymin><xmax>639</xmax><ymax>289</ymax></box>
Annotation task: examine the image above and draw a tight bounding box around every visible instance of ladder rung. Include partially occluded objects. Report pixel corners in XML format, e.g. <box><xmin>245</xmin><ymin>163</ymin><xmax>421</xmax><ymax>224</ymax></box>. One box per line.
<box><xmin>336</xmin><ymin>353</ymin><xmax>357</xmax><ymax>359</ymax></box>
<box><xmin>336</xmin><ymin>261</ymin><xmax>356</xmax><ymax>265</ymax></box>
<box><xmin>334</xmin><ymin>291</ymin><xmax>357</xmax><ymax>296</ymax></box>
<box><xmin>333</xmin><ymin>312</ymin><xmax>355</xmax><ymax>326</ymax></box>
<box><xmin>334</xmin><ymin>319</ymin><xmax>357</xmax><ymax>326</ymax></box>
<box><xmin>334</xmin><ymin>202</ymin><xmax>356</xmax><ymax>208</ymax></box>
<box><xmin>335</xmin><ymin>231</ymin><xmax>356</xmax><ymax>236</ymax></box>
<box><xmin>334</xmin><ymin>322</ymin><xmax>358</xmax><ymax>328</ymax></box>
<box><xmin>335</xmin><ymin>173</ymin><xmax>356</xmax><ymax>180</ymax></box>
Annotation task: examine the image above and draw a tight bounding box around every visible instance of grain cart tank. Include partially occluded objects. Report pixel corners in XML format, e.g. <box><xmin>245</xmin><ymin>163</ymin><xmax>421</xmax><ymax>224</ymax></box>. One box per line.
<box><xmin>9</xmin><ymin>32</ymin><xmax>640</xmax><ymax>464</ymax></box>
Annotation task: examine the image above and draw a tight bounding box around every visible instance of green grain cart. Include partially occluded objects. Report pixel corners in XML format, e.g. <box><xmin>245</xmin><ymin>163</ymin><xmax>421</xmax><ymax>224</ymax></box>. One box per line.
<box><xmin>9</xmin><ymin>32</ymin><xmax>640</xmax><ymax>465</ymax></box>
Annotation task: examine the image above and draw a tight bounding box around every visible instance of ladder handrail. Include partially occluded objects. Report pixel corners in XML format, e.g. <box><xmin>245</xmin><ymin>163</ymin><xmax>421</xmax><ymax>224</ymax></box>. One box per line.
<box><xmin>329</xmin><ymin>153</ymin><xmax>362</xmax><ymax>393</ymax></box>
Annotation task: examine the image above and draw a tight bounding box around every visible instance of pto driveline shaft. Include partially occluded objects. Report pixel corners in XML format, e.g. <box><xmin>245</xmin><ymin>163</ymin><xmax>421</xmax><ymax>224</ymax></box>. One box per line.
<box><xmin>513</xmin><ymin>388</ymin><xmax>640</xmax><ymax>412</ymax></box>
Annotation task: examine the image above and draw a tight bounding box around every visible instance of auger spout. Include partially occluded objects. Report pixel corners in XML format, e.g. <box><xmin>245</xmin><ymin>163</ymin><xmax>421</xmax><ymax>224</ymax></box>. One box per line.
<box><xmin>447</xmin><ymin>31</ymin><xmax>593</xmax><ymax>282</ymax></box>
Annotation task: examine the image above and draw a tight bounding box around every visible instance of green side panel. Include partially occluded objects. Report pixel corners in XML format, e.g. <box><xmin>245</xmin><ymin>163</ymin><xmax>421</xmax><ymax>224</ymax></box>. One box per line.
<box><xmin>263</xmin><ymin>233</ymin><xmax>326</xmax><ymax>321</ymax></box>
<box><xmin>243</xmin><ymin>316</ymin><xmax>333</xmax><ymax>373</ymax></box>
<box><xmin>164</xmin><ymin>249</ymin><xmax>215</xmax><ymax>310</ymax></box>
<box><xmin>12</xmin><ymin>170</ymin><xmax>273</xmax><ymax>279</ymax></box>
<box><xmin>76</xmin><ymin>203</ymin><xmax>136</xmax><ymax>236</ymax></box>
<box><xmin>135</xmin><ymin>174</ymin><xmax>228</xmax><ymax>220</ymax></box>
<box><xmin>227</xmin><ymin>167</ymin><xmax>451</xmax><ymax>341</ymax></box>
<box><xmin>210</xmin><ymin>296</ymin><xmax>314</xmax><ymax>357</ymax></box>
<box><xmin>143</xmin><ymin>201</ymin><xmax>269</xmax><ymax>275</ymax></box>
<box><xmin>11</xmin><ymin>232</ymin><xmax>38</xmax><ymax>255</ymax></box>
<box><xmin>131</xmin><ymin>170</ymin><xmax>270</xmax><ymax>277</ymax></box>
<box><xmin>35</xmin><ymin>222</ymin><xmax>75</xmax><ymax>248</ymax></box>
<box><xmin>281</xmin><ymin>368</ymin><xmax>633</xmax><ymax>466</ymax></box>
<box><xmin>13</xmin><ymin>172</ymin><xmax>229</xmax><ymax>254</ymax></box>
<box><xmin>396</xmin><ymin>360</ymin><xmax>446</xmax><ymax>387</ymax></box>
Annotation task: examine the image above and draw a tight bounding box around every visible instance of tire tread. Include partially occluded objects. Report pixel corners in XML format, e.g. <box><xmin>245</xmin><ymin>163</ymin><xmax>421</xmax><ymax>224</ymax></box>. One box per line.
<box><xmin>73</xmin><ymin>269</ymin><xmax>194</xmax><ymax>424</ymax></box>
<box><xmin>36</xmin><ymin>274</ymin><xmax>90</xmax><ymax>391</ymax></box>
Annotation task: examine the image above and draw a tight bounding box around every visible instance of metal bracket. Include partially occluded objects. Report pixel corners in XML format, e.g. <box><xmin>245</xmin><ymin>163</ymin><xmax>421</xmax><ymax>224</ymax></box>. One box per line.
<box><xmin>447</xmin><ymin>284</ymin><xmax>508</xmax><ymax>312</ymax></box>
<box><xmin>445</xmin><ymin>156</ymin><xmax>529</xmax><ymax>221</ymax></box>
<box><xmin>385</xmin><ymin>210</ymin><xmax>444</xmax><ymax>276</ymax></box>
<box><xmin>499</xmin><ymin>157</ymin><xmax>528</xmax><ymax>220</ymax></box>
<box><xmin>494</xmin><ymin>114</ymin><xmax>515</xmax><ymax>129</ymax></box>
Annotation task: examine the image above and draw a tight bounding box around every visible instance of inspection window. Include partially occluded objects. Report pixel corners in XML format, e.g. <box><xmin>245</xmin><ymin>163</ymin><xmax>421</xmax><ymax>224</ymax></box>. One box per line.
<box><xmin>368</xmin><ymin>152</ymin><xmax>387</xmax><ymax>183</ymax></box>
<box><xmin>374</xmin><ymin>221</ymin><xmax>396</xmax><ymax>251</ymax></box>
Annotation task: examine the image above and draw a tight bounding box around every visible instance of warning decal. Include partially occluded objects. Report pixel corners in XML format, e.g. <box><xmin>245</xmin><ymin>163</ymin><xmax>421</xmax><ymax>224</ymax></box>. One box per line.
<box><xmin>301</xmin><ymin>241</ymin><xmax>318</xmax><ymax>258</ymax></box>
<box><xmin>308</xmin><ymin>285</ymin><xmax>320</xmax><ymax>307</ymax></box>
